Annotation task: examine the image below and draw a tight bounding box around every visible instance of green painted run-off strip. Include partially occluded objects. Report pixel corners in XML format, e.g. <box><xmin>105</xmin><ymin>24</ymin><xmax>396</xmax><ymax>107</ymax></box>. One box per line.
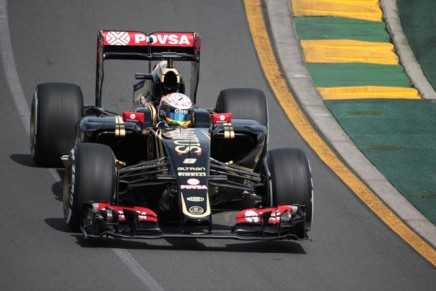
<box><xmin>307</xmin><ymin>63</ymin><xmax>412</xmax><ymax>87</ymax></box>
<box><xmin>293</xmin><ymin>17</ymin><xmax>390</xmax><ymax>42</ymax></box>
<box><xmin>326</xmin><ymin>99</ymin><xmax>436</xmax><ymax>224</ymax></box>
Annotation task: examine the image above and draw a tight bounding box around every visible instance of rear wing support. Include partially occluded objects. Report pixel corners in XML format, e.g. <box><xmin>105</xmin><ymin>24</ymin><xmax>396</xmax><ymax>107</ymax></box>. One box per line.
<box><xmin>96</xmin><ymin>31</ymin><xmax>201</xmax><ymax>107</ymax></box>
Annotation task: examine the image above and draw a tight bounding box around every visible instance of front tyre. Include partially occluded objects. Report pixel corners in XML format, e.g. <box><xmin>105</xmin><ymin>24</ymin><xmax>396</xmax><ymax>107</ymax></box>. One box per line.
<box><xmin>63</xmin><ymin>143</ymin><xmax>116</xmax><ymax>230</ymax></box>
<box><xmin>263</xmin><ymin>148</ymin><xmax>313</xmax><ymax>232</ymax></box>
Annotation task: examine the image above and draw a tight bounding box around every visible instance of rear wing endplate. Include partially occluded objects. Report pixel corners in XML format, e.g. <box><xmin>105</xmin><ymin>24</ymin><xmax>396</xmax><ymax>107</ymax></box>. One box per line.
<box><xmin>96</xmin><ymin>30</ymin><xmax>201</xmax><ymax>106</ymax></box>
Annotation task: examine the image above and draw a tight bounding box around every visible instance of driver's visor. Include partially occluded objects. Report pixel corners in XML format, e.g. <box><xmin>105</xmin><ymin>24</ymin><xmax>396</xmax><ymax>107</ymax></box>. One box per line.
<box><xmin>166</xmin><ymin>112</ymin><xmax>191</xmax><ymax>122</ymax></box>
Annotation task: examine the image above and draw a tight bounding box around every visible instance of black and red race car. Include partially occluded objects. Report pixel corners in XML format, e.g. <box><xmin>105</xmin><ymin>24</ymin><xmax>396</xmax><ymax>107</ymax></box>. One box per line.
<box><xmin>30</xmin><ymin>30</ymin><xmax>313</xmax><ymax>241</ymax></box>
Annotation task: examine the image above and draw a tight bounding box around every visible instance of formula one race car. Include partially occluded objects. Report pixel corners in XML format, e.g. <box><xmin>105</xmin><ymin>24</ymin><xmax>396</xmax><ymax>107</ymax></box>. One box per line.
<box><xmin>30</xmin><ymin>30</ymin><xmax>313</xmax><ymax>241</ymax></box>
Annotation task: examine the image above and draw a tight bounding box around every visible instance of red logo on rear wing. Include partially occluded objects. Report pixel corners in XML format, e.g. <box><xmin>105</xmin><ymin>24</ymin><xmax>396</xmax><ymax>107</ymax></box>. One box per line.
<box><xmin>102</xmin><ymin>31</ymin><xmax>195</xmax><ymax>47</ymax></box>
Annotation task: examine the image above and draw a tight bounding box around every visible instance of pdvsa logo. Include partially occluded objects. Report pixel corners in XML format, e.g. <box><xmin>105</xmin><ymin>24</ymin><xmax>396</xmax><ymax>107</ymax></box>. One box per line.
<box><xmin>149</xmin><ymin>33</ymin><xmax>192</xmax><ymax>46</ymax></box>
<box><xmin>104</xmin><ymin>31</ymin><xmax>194</xmax><ymax>47</ymax></box>
<box><xmin>132</xmin><ymin>33</ymin><xmax>193</xmax><ymax>46</ymax></box>
<box><xmin>181</xmin><ymin>178</ymin><xmax>207</xmax><ymax>190</ymax></box>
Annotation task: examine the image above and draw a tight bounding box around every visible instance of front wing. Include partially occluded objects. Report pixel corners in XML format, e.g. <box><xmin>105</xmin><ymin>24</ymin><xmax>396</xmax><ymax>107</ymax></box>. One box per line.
<box><xmin>80</xmin><ymin>203</ymin><xmax>307</xmax><ymax>241</ymax></box>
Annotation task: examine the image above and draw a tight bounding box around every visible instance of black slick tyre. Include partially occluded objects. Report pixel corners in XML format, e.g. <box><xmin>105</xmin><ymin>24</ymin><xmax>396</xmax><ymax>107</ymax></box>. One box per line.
<box><xmin>63</xmin><ymin>143</ymin><xmax>116</xmax><ymax>230</ymax></box>
<box><xmin>30</xmin><ymin>83</ymin><xmax>83</xmax><ymax>166</ymax></box>
<box><xmin>215</xmin><ymin>88</ymin><xmax>268</xmax><ymax>126</ymax></box>
<box><xmin>263</xmin><ymin>148</ymin><xmax>313</xmax><ymax>231</ymax></box>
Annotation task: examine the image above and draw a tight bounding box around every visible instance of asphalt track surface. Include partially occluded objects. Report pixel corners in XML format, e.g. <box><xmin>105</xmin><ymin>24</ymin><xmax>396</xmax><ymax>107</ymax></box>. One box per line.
<box><xmin>0</xmin><ymin>1</ymin><xmax>434</xmax><ymax>290</ymax></box>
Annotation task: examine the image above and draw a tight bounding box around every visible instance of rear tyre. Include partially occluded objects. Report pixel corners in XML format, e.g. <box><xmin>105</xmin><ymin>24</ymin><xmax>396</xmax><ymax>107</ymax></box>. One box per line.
<box><xmin>263</xmin><ymin>148</ymin><xmax>313</xmax><ymax>231</ymax></box>
<box><xmin>63</xmin><ymin>143</ymin><xmax>116</xmax><ymax>230</ymax></box>
<box><xmin>215</xmin><ymin>88</ymin><xmax>268</xmax><ymax>171</ymax></box>
<box><xmin>215</xmin><ymin>88</ymin><xmax>268</xmax><ymax>126</ymax></box>
<box><xmin>30</xmin><ymin>83</ymin><xmax>83</xmax><ymax>166</ymax></box>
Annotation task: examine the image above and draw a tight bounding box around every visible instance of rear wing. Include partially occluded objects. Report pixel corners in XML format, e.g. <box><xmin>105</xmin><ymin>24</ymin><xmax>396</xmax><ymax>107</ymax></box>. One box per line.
<box><xmin>96</xmin><ymin>30</ymin><xmax>201</xmax><ymax>107</ymax></box>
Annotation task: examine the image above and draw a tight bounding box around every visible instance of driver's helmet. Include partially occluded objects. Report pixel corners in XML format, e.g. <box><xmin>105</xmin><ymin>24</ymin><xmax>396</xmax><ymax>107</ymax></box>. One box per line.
<box><xmin>158</xmin><ymin>93</ymin><xmax>193</xmax><ymax>127</ymax></box>
<box><xmin>153</xmin><ymin>61</ymin><xmax>182</xmax><ymax>96</ymax></box>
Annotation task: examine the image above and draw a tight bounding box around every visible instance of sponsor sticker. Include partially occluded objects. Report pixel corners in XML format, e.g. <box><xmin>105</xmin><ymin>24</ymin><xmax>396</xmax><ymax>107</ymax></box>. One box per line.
<box><xmin>211</xmin><ymin>113</ymin><xmax>232</xmax><ymax>124</ymax></box>
<box><xmin>189</xmin><ymin>206</ymin><xmax>204</xmax><ymax>215</ymax></box>
<box><xmin>105</xmin><ymin>31</ymin><xmax>131</xmax><ymax>45</ymax></box>
<box><xmin>177</xmin><ymin>166</ymin><xmax>206</xmax><ymax>177</ymax></box>
<box><xmin>123</xmin><ymin>111</ymin><xmax>144</xmax><ymax>123</ymax></box>
<box><xmin>244</xmin><ymin>210</ymin><xmax>260</xmax><ymax>223</ymax></box>
<box><xmin>187</xmin><ymin>178</ymin><xmax>200</xmax><ymax>185</ymax></box>
<box><xmin>180</xmin><ymin>177</ymin><xmax>208</xmax><ymax>189</ymax></box>
<box><xmin>103</xmin><ymin>31</ymin><xmax>194</xmax><ymax>47</ymax></box>
<box><xmin>178</xmin><ymin>172</ymin><xmax>206</xmax><ymax>177</ymax></box>
<box><xmin>183</xmin><ymin>158</ymin><xmax>197</xmax><ymax>164</ymax></box>
<box><xmin>149</xmin><ymin>32</ymin><xmax>193</xmax><ymax>47</ymax></box>
<box><xmin>186</xmin><ymin>196</ymin><xmax>205</xmax><ymax>202</ymax></box>
<box><xmin>177</xmin><ymin>167</ymin><xmax>205</xmax><ymax>171</ymax></box>
<box><xmin>181</xmin><ymin>184</ymin><xmax>207</xmax><ymax>190</ymax></box>
<box><xmin>165</xmin><ymin>129</ymin><xmax>202</xmax><ymax>155</ymax></box>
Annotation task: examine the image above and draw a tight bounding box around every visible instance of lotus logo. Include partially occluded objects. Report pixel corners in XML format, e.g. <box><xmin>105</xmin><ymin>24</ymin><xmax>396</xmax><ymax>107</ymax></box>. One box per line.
<box><xmin>189</xmin><ymin>206</ymin><xmax>204</xmax><ymax>215</ymax></box>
